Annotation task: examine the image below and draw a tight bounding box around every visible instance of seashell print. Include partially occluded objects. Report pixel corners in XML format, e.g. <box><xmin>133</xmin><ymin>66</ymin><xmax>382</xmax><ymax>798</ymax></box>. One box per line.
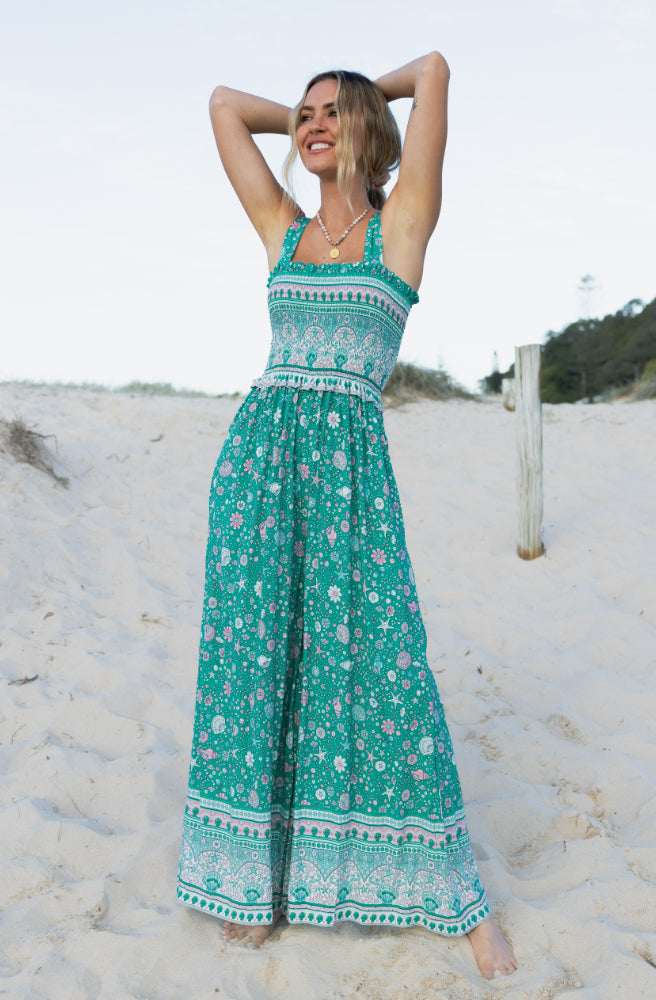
<box><xmin>179</xmin><ymin>256</ymin><xmax>479</xmax><ymax>931</ymax></box>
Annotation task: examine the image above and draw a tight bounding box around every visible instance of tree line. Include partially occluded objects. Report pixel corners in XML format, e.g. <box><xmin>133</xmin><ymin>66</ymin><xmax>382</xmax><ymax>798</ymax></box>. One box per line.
<box><xmin>481</xmin><ymin>296</ymin><xmax>656</xmax><ymax>403</ymax></box>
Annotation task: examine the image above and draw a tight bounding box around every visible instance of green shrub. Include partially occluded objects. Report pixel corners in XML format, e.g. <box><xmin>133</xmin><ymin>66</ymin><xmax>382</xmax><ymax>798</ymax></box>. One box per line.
<box><xmin>640</xmin><ymin>359</ymin><xmax>656</xmax><ymax>381</ymax></box>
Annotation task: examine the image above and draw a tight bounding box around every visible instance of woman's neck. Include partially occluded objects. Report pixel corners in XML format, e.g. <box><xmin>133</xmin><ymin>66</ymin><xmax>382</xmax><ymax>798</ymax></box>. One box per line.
<box><xmin>317</xmin><ymin>178</ymin><xmax>373</xmax><ymax>228</ymax></box>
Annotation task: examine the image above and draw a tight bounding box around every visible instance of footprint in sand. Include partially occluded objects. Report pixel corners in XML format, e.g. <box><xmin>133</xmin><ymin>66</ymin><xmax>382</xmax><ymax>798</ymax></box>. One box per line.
<box><xmin>475</xmin><ymin>734</ymin><xmax>503</xmax><ymax>761</ymax></box>
<box><xmin>546</xmin><ymin>713</ymin><xmax>586</xmax><ymax>745</ymax></box>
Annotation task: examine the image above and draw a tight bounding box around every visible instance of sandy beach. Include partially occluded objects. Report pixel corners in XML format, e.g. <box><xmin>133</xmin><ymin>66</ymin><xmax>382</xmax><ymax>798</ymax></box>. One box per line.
<box><xmin>1</xmin><ymin>383</ymin><xmax>655</xmax><ymax>999</ymax></box>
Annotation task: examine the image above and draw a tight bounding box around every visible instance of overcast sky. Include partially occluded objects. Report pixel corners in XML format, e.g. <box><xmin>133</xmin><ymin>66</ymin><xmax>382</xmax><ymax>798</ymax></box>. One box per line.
<box><xmin>2</xmin><ymin>0</ymin><xmax>654</xmax><ymax>393</ymax></box>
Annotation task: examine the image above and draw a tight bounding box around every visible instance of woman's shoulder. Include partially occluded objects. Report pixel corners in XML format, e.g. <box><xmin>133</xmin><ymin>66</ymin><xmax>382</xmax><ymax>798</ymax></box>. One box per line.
<box><xmin>269</xmin><ymin>213</ymin><xmax>310</xmax><ymax>274</ymax></box>
<box><xmin>265</xmin><ymin>204</ymin><xmax>307</xmax><ymax>272</ymax></box>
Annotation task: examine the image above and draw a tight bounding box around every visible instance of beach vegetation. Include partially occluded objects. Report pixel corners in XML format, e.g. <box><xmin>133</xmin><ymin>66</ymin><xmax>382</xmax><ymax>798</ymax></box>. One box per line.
<box><xmin>383</xmin><ymin>362</ymin><xmax>474</xmax><ymax>406</ymax></box>
<box><xmin>116</xmin><ymin>381</ymin><xmax>240</xmax><ymax>398</ymax></box>
<box><xmin>0</xmin><ymin>416</ymin><xmax>69</xmax><ymax>487</ymax></box>
<box><xmin>479</xmin><ymin>295</ymin><xmax>656</xmax><ymax>403</ymax></box>
<box><xmin>119</xmin><ymin>381</ymin><xmax>212</xmax><ymax>397</ymax></box>
<box><xmin>2</xmin><ymin>380</ymin><xmax>240</xmax><ymax>399</ymax></box>
<box><xmin>631</xmin><ymin>358</ymin><xmax>656</xmax><ymax>401</ymax></box>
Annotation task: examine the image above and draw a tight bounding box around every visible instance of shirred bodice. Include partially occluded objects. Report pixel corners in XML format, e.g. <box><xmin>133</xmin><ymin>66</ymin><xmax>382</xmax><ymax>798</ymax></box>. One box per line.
<box><xmin>252</xmin><ymin>213</ymin><xmax>419</xmax><ymax>409</ymax></box>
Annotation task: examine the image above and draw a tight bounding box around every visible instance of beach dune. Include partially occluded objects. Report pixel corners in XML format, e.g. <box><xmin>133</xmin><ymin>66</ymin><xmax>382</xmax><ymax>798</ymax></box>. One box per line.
<box><xmin>1</xmin><ymin>384</ymin><xmax>655</xmax><ymax>999</ymax></box>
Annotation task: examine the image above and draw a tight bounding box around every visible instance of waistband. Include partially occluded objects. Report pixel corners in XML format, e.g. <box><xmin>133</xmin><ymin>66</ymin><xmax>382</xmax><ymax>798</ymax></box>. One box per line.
<box><xmin>251</xmin><ymin>365</ymin><xmax>384</xmax><ymax>410</ymax></box>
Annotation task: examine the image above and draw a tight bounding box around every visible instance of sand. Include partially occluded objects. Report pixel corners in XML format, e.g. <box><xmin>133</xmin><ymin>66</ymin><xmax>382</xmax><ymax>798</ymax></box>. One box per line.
<box><xmin>1</xmin><ymin>383</ymin><xmax>655</xmax><ymax>999</ymax></box>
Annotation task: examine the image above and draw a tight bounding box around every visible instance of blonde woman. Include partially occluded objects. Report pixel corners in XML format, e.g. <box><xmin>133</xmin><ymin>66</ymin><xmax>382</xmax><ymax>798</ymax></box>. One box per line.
<box><xmin>177</xmin><ymin>54</ymin><xmax>517</xmax><ymax>981</ymax></box>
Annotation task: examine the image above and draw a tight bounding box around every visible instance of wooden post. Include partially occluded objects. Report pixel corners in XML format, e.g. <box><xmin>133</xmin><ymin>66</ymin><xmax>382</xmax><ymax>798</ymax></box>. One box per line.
<box><xmin>515</xmin><ymin>345</ymin><xmax>545</xmax><ymax>559</ymax></box>
<box><xmin>501</xmin><ymin>377</ymin><xmax>516</xmax><ymax>412</ymax></box>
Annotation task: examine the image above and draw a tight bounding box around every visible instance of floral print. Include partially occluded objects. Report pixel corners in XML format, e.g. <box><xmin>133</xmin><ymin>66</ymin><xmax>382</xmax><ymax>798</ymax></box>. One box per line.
<box><xmin>177</xmin><ymin>215</ymin><xmax>489</xmax><ymax>936</ymax></box>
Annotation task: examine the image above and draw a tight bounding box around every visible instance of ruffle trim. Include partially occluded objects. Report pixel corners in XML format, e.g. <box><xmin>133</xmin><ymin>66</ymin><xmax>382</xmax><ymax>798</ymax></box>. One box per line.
<box><xmin>268</xmin><ymin>260</ymin><xmax>419</xmax><ymax>307</ymax></box>
<box><xmin>251</xmin><ymin>366</ymin><xmax>384</xmax><ymax>410</ymax></box>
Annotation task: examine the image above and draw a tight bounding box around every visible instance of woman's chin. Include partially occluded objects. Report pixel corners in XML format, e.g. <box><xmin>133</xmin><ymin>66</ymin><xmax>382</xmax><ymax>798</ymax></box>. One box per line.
<box><xmin>302</xmin><ymin>161</ymin><xmax>338</xmax><ymax>180</ymax></box>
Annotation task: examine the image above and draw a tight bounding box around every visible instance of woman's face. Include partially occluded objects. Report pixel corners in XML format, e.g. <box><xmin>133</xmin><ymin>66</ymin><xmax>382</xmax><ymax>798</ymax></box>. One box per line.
<box><xmin>296</xmin><ymin>78</ymin><xmax>363</xmax><ymax>178</ymax></box>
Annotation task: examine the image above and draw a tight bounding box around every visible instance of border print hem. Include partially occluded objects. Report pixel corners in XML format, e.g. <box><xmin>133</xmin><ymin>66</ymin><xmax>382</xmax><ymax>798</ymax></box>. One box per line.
<box><xmin>177</xmin><ymin>883</ymin><xmax>490</xmax><ymax>937</ymax></box>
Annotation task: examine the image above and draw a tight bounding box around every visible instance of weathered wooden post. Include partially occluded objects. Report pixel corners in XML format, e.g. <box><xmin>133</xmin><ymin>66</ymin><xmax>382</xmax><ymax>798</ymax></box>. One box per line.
<box><xmin>501</xmin><ymin>377</ymin><xmax>516</xmax><ymax>412</ymax></box>
<box><xmin>515</xmin><ymin>345</ymin><xmax>544</xmax><ymax>559</ymax></box>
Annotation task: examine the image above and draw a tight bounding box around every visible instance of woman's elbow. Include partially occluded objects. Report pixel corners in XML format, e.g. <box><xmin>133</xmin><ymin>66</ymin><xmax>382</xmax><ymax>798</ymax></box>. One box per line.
<box><xmin>209</xmin><ymin>85</ymin><xmax>232</xmax><ymax>114</ymax></box>
<box><xmin>423</xmin><ymin>51</ymin><xmax>450</xmax><ymax>80</ymax></box>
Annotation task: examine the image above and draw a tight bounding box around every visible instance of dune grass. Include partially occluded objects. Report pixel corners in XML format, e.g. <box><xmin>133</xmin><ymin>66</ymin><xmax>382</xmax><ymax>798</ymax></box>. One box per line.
<box><xmin>5</xmin><ymin>367</ymin><xmax>474</xmax><ymax>405</ymax></box>
<box><xmin>0</xmin><ymin>416</ymin><xmax>69</xmax><ymax>487</ymax></box>
<box><xmin>605</xmin><ymin>373</ymin><xmax>656</xmax><ymax>402</ymax></box>
<box><xmin>631</xmin><ymin>379</ymin><xmax>656</xmax><ymax>400</ymax></box>
<box><xmin>1</xmin><ymin>379</ymin><xmax>230</xmax><ymax>398</ymax></box>
<box><xmin>382</xmin><ymin>362</ymin><xmax>475</xmax><ymax>406</ymax></box>
<box><xmin>117</xmin><ymin>381</ymin><xmax>218</xmax><ymax>397</ymax></box>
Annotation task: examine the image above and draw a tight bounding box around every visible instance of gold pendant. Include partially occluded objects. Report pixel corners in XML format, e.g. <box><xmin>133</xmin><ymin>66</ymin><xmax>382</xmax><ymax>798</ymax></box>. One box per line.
<box><xmin>330</xmin><ymin>247</ymin><xmax>340</xmax><ymax>259</ymax></box>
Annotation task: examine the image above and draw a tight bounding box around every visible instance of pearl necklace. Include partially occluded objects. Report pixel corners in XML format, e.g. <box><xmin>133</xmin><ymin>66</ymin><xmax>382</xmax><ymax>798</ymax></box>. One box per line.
<box><xmin>316</xmin><ymin>207</ymin><xmax>370</xmax><ymax>259</ymax></box>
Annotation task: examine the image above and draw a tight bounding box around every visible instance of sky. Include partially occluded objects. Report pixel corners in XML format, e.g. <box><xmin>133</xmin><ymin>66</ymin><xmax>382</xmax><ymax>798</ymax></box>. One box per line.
<box><xmin>1</xmin><ymin>0</ymin><xmax>655</xmax><ymax>394</ymax></box>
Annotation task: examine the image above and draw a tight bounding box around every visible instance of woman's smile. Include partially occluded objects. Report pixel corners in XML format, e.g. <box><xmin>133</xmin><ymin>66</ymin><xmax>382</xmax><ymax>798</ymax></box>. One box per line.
<box><xmin>296</xmin><ymin>78</ymin><xmax>342</xmax><ymax>169</ymax></box>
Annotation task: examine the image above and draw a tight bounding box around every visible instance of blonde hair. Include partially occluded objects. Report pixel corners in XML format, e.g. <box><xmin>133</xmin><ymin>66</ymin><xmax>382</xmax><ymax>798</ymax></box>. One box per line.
<box><xmin>284</xmin><ymin>70</ymin><xmax>402</xmax><ymax>211</ymax></box>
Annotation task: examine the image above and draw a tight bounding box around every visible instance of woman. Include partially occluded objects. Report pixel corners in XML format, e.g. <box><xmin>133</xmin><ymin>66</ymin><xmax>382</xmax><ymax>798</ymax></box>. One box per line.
<box><xmin>177</xmin><ymin>53</ymin><xmax>517</xmax><ymax>980</ymax></box>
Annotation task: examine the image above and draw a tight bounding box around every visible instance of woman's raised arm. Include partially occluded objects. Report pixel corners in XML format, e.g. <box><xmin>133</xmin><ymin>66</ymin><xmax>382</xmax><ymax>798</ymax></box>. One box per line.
<box><xmin>375</xmin><ymin>53</ymin><xmax>450</xmax><ymax>290</ymax></box>
<box><xmin>209</xmin><ymin>87</ymin><xmax>300</xmax><ymax>263</ymax></box>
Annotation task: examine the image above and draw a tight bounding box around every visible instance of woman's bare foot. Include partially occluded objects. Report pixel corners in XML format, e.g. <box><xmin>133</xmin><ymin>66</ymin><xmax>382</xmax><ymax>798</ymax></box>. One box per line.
<box><xmin>467</xmin><ymin>917</ymin><xmax>517</xmax><ymax>980</ymax></box>
<box><xmin>222</xmin><ymin>910</ymin><xmax>282</xmax><ymax>949</ymax></box>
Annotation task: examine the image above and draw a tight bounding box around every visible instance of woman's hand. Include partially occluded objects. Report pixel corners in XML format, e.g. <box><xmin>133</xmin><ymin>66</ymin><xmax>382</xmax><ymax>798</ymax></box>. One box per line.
<box><xmin>375</xmin><ymin>52</ymin><xmax>450</xmax><ymax>291</ymax></box>
<box><xmin>209</xmin><ymin>87</ymin><xmax>300</xmax><ymax>265</ymax></box>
